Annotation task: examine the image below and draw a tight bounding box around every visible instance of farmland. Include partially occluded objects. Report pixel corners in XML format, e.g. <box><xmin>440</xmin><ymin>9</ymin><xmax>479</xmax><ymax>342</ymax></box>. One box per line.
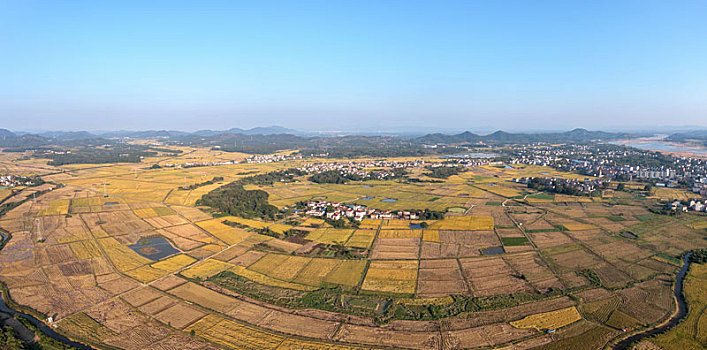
<box><xmin>0</xmin><ymin>147</ymin><xmax>705</xmax><ymax>350</ymax></box>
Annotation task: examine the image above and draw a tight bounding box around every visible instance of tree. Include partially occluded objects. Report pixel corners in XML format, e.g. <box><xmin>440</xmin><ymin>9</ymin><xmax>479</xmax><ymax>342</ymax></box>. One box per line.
<box><xmin>616</xmin><ymin>183</ymin><xmax>625</xmax><ymax>191</ymax></box>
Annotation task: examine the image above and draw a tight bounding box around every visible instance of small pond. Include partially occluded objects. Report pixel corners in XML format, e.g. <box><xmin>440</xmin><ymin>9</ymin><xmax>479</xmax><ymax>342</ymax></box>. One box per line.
<box><xmin>481</xmin><ymin>246</ymin><xmax>505</xmax><ymax>255</ymax></box>
<box><xmin>129</xmin><ymin>236</ymin><xmax>179</xmax><ymax>260</ymax></box>
<box><xmin>381</xmin><ymin>198</ymin><xmax>398</xmax><ymax>202</ymax></box>
<box><xmin>104</xmin><ymin>202</ymin><xmax>119</xmax><ymax>205</ymax></box>
<box><xmin>409</xmin><ymin>223</ymin><xmax>422</xmax><ymax>229</ymax></box>
<box><xmin>360</xmin><ymin>196</ymin><xmax>375</xmax><ymax>200</ymax></box>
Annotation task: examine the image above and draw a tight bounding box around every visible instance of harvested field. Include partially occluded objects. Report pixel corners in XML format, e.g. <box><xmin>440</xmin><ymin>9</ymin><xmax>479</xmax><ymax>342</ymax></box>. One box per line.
<box><xmin>306</xmin><ymin>228</ymin><xmax>355</xmax><ymax>245</ymax></box>
<box><xmin>344</xmin><ymin>229</ymin><xmax>377</xmax><ymax>249</ymax></box>
<box><xmin>154</xmin><ymin>302</ymin><xmax>207</xmax><ymax>329</ymax></box>
<box><xmin>460</xmin><ymin>256</ymin><xmax>534</xmax><ymax>296</ymax></box>
<box><xmin>416</xmin><ymin>259</ymin><xmax>468</xmax><ymax>297</ymax></box>
<box><xmin>510</xmin><ymin>306</ymin><xmax>582</xmax><ymax>331</ymax></box>
<box><xmin>362</xmin><ymin>260</ymin><xmax>418</xmax><ymax>295</ymax></box>
<box><xmin>428</xmin><ymin>216</ymin><xmax>494</xmax><ymax>230</ymax></box>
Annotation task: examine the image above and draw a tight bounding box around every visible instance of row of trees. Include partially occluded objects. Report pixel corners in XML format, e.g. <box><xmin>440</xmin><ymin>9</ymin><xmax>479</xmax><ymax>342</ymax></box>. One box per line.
<box><xmin>238</xmin><ymin>168</ymin><xmax>306</xmax><ymax>185</ymax></box>
<box><xmin>309</xmin><ymin>168</ymin><xmax>407</xmax><ymax>184</ymax></box>
<box><xmin>179</xmin><ymin>176</ymin><xmax>224</xmax><ymax>190</ymax></box>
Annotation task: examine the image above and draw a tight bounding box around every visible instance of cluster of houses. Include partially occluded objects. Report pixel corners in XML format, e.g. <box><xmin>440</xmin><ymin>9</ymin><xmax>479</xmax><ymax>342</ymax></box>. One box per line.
<box><xmin>0</xmin><ymin>174</ymin><xmax>39</xmax><ymax>188</ymax></box>
<box><xmin>161</xmin><ymin>160</ymin><xmax>237</xmax><ymax>168</ymax></box>
<box><xmin>298</xmin><ymin>160</ymin><xmax>423</xmax><ymax>179</ymax></box>
<box><xmin>303</xmin><ymin>201</ymin><xmax>420</xmax><ymax>221</ymax></box>
<box><xmin>670</xmin><ymin>199</ymin><xmax>707</xmax><ymax>213</ymax></box>
<box><xmin>244</xmin><ymin>153</ymin><xmax>302</xmax><ymax>163</ymax></box>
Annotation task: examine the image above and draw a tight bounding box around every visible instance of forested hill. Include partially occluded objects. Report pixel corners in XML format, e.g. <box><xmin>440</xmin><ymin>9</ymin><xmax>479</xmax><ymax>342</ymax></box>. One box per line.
<box><xmin>665</xmin><ymin>130</ymin><xmax>707</xmax><ymax>145</ymax></box>
<box><xmin>416</xmin><ymin>128</ymin><xmax>628</xmax><ymax>144</ymax></box>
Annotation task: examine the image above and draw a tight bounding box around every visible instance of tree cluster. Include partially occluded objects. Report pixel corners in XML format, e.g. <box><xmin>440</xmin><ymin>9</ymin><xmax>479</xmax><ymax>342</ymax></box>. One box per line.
<box><xmin>425</xmin><ymin>166</ymin><xmax>464</xmax><ymax>179</ymax></box>
<box><xmin>196</xmin><ymin>183</ymin><xmax>278</xmax><ymax>219</ymax></box>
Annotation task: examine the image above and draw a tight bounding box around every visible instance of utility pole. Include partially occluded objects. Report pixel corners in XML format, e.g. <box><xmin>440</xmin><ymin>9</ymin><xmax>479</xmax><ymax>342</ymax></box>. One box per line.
<box><xmin>35</xmin><ymin>217</ymin><xmax>42</xmax><ymax>242</ymax></box>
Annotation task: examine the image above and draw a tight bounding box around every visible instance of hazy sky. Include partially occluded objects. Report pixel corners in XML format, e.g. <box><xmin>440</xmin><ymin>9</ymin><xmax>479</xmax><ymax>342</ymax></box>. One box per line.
<box><xmin>1</xmin><ymin>1</ymin><xmax>706</xmax><ymax>132</ymax></box>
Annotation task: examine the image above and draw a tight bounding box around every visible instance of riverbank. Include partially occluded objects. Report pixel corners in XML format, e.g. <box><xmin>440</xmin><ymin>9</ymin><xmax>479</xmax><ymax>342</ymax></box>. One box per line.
<box><xmin>611</xmin><ymin>252</ymin><xmax>693</xmax><ymax>349</ymax></box>
<box><xmin>612</xmin><ymin>136</ymin><xmax>707</xmax><ymax>158</ymax></box>
<box><xmin>0</xmin><ymin>290</ymin><xmax>94</xmax><ymax>350</ymax></box>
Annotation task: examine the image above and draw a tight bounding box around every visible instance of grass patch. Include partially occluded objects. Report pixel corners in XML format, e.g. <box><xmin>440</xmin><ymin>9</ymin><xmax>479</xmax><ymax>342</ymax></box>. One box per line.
<box><xmin>501</xmin><ymin>236</ymin><xmax>529</xmax><ymax>246</ymax></box>
<box><xmin>486</xmin><ymin>201</ymin><xmax>502</xmax><ymax>206</ymax></box>
<box><xmin>634</xmin><ymin>214</ymin><xmax>654</xmax><ymax>221</ymax></box>
<box><xmin>526</xmin><ymin>228</ymin><xmax>561</xmax><ymax>233</ymax></box>
<box><xmin>527</xmin><ymin>192</ymin><xmax>554</xmax><ymax>200</ymax></box>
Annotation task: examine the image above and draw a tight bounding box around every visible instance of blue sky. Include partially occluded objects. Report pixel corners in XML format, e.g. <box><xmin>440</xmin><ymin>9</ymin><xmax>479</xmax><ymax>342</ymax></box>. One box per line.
<box><xmin>1</xmin><ymin>0</ymin><xmax>705</xmax><ymax>132</ymax></box>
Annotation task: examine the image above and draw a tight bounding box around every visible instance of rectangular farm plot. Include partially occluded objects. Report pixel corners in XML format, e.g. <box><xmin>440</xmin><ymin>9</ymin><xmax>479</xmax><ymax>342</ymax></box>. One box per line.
<box><xmin>291</xmin><ymin>258</ymin><xmax>341</xmax><ymax>287</ymax></box>
<box><xmin>546</xmin><ymin>246</ymin><xmax>603</xmax><ymax>270</ymax></box>
<box><xmin>359</xmin><ymin>219</ymin><xmax>381</xmax><ymax>229</ymax></box>
<box><xmin>416</xmin><ymin>259</ymin><xmax>469</xmax><ymax>297</ymax></box>
<box><xmin>429</xmin><ymin>215</ymin><xmax>494</xmax><ymax>230</ymax></box>
<box><xmin>122</xmin><ymin>286</ymin><xmax>162</xmax><ymax>307</ymax></box>
<box><xmin>37</xmin><ymin>199</ymin><xmax>70</xmax><ymax>216</ymax></box>
<box><xmin>527</xmin><ymin>230</ymin><xmax>573</xmax><ymax>249</ymax></box>
<box><xmin>168</xmin><ymin>282</ymin><xmax>238</xmax><ymax>313</ymax></box>
<box><xmin>344</xmin><ymin>229</ymin><xmax>377</xmax><ymax>249</ymax></box>
<box><xmin>510</xmin><ymin>306</ymin><xmax>582</xmax><ymax>331</ymax></box>
<box><xmin>420</xmin><ymin>230</ymin><xmax>501</xmax><ymax>258</ymax></box>
<box><xmin>181</xmin><ymin>259</ymin><xmax>234</xmax><ymax>279</ymax></box>
<box><xmin>142</xmin><ymin>215</ymin><xmax>189</xmax><ymax>229</ymax></box>
<box><xmin>186</xmin><ymin>314</ymin><xmax>284</xmax><ymax>350</ymax></box>
<box><xmin>460</xmin><ymin>256</ymin><xmax>534</xmax><ymax>297</ymax></box>
<box><xmin>150</xmin><ymin>253</ymin><xmax>196</xmax><ymax>272</ymax></box>
<box><xmin>306</xmin><ymin>228</ymin><xmax>355</xmax><ymax>245</ymax></box>
<box><xmin>248</xmin><ymin>254</ymin><xmax>312</xmax><ymax>282</ymax></box>
<box><xmin>380</xmin><ymin>219</ymin><xmax>411</xmax><ymax>229</ymax></box>
<box><xmin>250</xmin><ymin>255</ymin><xmax>363</xmax><ymax>290</ymax></box>
<box><xmin>322</xmin><ymin>260</ymin><xmax>367</xmax><ymax>287</ymax></box>
<box><xmin>159</xmin><ymin>224</ymin><xmax>213</xmax><ymax>251</ymax></box>
<box><xmin>422</xmin><ymin>230</ymin><xmax>440</xmax><ymax>242</ymax></box>
<box><xmin>154</xmin><ymin>302</ymin><xmax>206</xmax><ymax>329</ymax></box>
<box><xmin>133</xmin><ymin>206</ymin><xmax>176</xmax><ymax>219</ymax></box>
<box><xmin>169</xmin><ymin>205</ymin><xmax>212</xmax><ymax>222</ymax></box>
<box><xmin>362</xmin><ymin>260</ymin><xmax>418</xmax><ymax>295</ymax></box>
<box><xmin>504</xmin><ymin>252</ymin><xmax>563</xmax><ymax>292</ymax></box>
<box><xmin>97</xmin><ymin>237</ymin><xmax>152</xmax><ymax>272</ymax></box>
<box><xmin>377</xmin><ymin>229</ymin><xmax>421</xmax><ymax>239</ymax></box>
<box><xmin>228</xmin><ymin>265</ymin><xmax>317</xmax><ymax>291</ymax></box>
<box><xmin>195</xmin><ymin>218</ymin><xmax>253</xmax><ymax>245</ymax></box>
<box><xmin>370</xmin><ymin>236</ymin><xmax>420</xmax><ymax>259</ymax></box>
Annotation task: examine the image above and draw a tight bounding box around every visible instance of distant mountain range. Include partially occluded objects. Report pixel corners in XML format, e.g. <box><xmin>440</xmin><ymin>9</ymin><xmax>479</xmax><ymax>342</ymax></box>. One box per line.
<box><xmin>415</xmin><ymin>128</ymin><xmax>628</xmax><ymax>144</ymax></box>
<box><xmin>8</xmin><ymin>126</ymin><xmax>301</xmax><ymax>141</ymax></box>
<box><xmin>1</xmin><ymin>126</ymin><xmax>705</xmax><ymax>149</ymax></box>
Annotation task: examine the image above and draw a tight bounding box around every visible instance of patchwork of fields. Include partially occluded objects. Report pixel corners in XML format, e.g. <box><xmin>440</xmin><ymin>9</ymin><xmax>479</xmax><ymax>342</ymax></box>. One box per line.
<box><xmin>0</xmin><ymin>149</ymin><xmax>704</xmax><ymax>350</ymax></box>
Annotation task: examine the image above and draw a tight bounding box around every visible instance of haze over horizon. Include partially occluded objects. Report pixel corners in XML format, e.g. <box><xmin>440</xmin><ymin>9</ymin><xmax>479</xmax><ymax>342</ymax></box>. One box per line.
<box><xmin>1</xmin><ymin>1</ymin><xmax>706</xmax><ymax>131</ymax></box>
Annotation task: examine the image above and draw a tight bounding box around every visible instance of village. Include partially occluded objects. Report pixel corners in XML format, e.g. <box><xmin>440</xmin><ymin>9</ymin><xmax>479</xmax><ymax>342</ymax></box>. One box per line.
<box><xmin>0</xmin><ymin>174</ymin><xmax>41</xmax><ymax>188</ymax></box>
<box><xmin>302</xmin><ymin>200</ymin><xmax>421</xmax><ymax>221</ymax></box>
